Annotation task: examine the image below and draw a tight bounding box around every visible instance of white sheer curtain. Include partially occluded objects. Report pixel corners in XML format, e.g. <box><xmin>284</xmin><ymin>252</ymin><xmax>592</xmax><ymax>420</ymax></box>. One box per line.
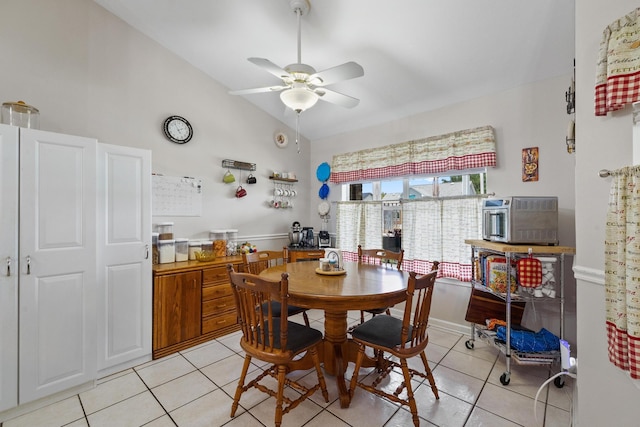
<box><xmin>335</xmin><ymin>202</ymin><xmax>382</xmax><ymax>261</ymax></box>
<box><xmin>401</xmin><ymin>197</ymin><xmax>482</xmax><ymax>280</ymax></box>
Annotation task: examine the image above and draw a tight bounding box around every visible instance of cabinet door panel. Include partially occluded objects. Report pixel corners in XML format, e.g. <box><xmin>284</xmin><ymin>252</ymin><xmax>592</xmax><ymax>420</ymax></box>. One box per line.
<box><xmin>0</xmin><ymin>124</ymin><xmax>18</xmax><ymax>411</ymax></box>
<box><xmin>97</xmin><ymin>144</ymin><xmax>151</xmax><ymax>373</ymax></box>
<box><xmin>154</xmin><ymin>272</ymin><xmax>202</xmax><ymax>349</ymax></box>
<box><xmin>19</xmin><ymin>129</ymin><xmax>97</xmax><ymax>404</ymax></box>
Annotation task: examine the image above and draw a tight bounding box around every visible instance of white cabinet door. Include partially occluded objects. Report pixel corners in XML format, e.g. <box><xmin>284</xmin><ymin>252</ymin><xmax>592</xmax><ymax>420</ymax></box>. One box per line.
<box><xmin>18</xmin><ymin>128</ymin><xmax>97</xmax><ymax>404</ymax></box>
<box><xmin>0</xmin><ymin>125</ymin><xmax>18</xmax><ymax>412</ymax></box>
<box><xmin>97</xmin><ymin>143</ymin><xmax>151</xmax><ymax>374</ymax></box>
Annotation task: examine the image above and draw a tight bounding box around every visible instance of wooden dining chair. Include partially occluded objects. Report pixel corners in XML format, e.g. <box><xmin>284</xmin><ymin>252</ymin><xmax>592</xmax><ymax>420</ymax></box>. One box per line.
<box><xmin>243</xmin><ymin>250</ymin><xmax>310</xmax><ymax>326</ymax></box>
<box><xmin>357</xmin><ymin>245</ymin><xmax>404</xmax><ymax>323</ymax></box>
<box><xmin>226</xmin><ymin>265</ymin><xmax>329</xmax><ymax>427</ymax></box>
<box><xmin>348</xmin><ymin>269</ymin><xmax>439</xmax><ymax>427</ymax></box>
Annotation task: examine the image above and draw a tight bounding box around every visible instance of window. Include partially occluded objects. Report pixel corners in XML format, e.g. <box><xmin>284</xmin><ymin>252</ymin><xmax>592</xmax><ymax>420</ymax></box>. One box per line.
<box><xmin>337</xmin><ymin>170</ymin><xmax>487</xmax><ymax>280</ymax></box>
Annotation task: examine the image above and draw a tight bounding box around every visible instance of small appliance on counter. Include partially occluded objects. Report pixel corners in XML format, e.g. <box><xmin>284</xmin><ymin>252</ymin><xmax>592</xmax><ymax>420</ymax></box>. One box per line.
<box><xmin>318</xmin><ymin>230</ymin><xmax>331</xmax><ymax>248</ymax></box>
<box><xmin>301</xmin><ymin>227</ymin><xmax>315</xmax><ymax>247</ymax></box>
<box><xmin>289</xmin><ymin>221</ymin><xmax>303</xmax><ymax>247</ymax></box>
<box><xmin>482</xmin><ymin>196</ymin><xmax>558</xmax><ymax>245</ymax></box>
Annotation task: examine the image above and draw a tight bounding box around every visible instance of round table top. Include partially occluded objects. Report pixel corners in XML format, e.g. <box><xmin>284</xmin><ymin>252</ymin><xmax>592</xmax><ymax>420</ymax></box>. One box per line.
<box><xmin>258</xmin><ymin>261</ymin><xmax>409</xmax><ymax>311</ymax></box>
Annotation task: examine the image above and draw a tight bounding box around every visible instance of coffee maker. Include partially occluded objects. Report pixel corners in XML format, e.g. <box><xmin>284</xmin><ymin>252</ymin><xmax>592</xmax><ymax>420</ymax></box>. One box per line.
<box><xmin>318</xmin><ymin>230</ymin><xmax>331</xmax><ymax>248</ymax></box>
<box><xmin>301</xmin><ymin>227</ymin><xmax>315</xmax><ymax>247</ymax></box>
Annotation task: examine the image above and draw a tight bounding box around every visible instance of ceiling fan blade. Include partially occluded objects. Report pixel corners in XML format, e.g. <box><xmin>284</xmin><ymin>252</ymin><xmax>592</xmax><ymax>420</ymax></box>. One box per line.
<box><xmin>308</xmin><ymin>61</ymin><xmax>364</xmax><ymax>86</ymax></box>
<box><xmin>229</xmin><ymin>85</ymin><xmax>288</xmax><ymax>95</ymax></box>
<box><xmin>247</xmin><ymin>57</ymin><xmax>291</xmax><ymax>80</ymax></box>
<box><xmin>314</xmin><ymin>87</ymin><xmax>360</xmax><ymax>108</ymax></box>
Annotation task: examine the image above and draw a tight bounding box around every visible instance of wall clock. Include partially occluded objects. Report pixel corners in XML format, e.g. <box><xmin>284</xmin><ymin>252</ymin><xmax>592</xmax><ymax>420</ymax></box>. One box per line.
<box><xmin>163</xmin><ymin>115</ymin><xmax>193</xmax><ymax>144</ymax></box>
<box><xmin>274</xmin><ymin>132</ymin><xmax>289</xmax><ymax>148</ymax></box>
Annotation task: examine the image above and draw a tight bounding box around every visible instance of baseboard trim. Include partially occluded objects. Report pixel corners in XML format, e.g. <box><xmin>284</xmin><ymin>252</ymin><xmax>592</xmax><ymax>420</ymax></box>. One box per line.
<box><xmin>389</xmin><ymin>306</ymin><xmax>471</xmax><ymax>336</ymax></box>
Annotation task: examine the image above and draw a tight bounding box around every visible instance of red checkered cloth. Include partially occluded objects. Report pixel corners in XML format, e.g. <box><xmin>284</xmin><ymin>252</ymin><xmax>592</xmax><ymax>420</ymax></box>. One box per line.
<box><xmin>516</xmin><ymin>256</ymin><xmax>542</xmax><ymax>288</ymax></box>
<box><xmin>606</xmin><ymin>321</ymin><xmax>640</xmax><ymax>380</ymax></box>
<box><xmin>594</xmin><ymin>8</ymin><xmax>640</xmax><ymax>116</ymax></box>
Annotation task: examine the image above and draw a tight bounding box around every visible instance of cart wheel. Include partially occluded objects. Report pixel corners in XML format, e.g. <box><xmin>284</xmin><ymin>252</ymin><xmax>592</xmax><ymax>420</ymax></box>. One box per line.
<box><xmin>465</xmin><ymin>340</ymin><xmax>474</xmax><ymax>350</ymax></box>
<box><xmin>500</xmin><ymin>372</ymin><xmax>511</xmax><ymax>385</ymax></box>
<box><xmin>554</xmin><ymin>376</ymin><xmax>565</xmax><ymax>388</ymax></box>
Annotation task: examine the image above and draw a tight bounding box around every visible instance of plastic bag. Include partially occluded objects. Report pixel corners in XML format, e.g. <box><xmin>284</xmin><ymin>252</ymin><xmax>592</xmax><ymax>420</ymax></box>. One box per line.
<box><xmin>495</xmin><ymin>326</ymin><xmax>560</xmax><ymax>352</ymax></box>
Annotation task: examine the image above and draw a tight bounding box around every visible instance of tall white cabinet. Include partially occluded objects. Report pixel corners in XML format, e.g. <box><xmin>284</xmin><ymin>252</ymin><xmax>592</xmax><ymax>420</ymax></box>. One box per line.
<box><xmin>0</xmin><ymin>124</ymin><xmax>151</xmax><ymax>414</ymax></box>
<box><xmin>97</xmin><ymin>143</ymin><xmax>152</xmax><ymax>375</ymax></box>
<box><xmin>0</xmin><ymin>125</ymin><xmax>19</xmax><ymax>412</ymax></box>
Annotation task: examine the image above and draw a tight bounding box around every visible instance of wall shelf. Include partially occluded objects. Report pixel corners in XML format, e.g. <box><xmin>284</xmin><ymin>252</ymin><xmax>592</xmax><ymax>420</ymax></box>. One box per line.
<box><xmin>269</xmin><ymin>176</ymin><xmax>298</xmax><ymax>183</ymax></box>
<box><xmin>222</xmin><ymin>159</ymin><xmax>256</xmax><ymax>171</ymax></box>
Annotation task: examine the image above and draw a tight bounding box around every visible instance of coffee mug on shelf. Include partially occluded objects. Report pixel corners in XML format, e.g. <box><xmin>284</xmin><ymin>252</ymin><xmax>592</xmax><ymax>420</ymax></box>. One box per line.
<box><xmin>223</xmin><ymin>170</ymin><xmax>235</xmax><ymax>184</ymax></box>
<box><xmin>235</xmin><ymin>185</ymin><xmax>247</xmax><ymax>198</ymax></box>
<box><xmin>247</xmin><ymin>174</ymin><xmax>257</xmax><ymax>184</ymax></box>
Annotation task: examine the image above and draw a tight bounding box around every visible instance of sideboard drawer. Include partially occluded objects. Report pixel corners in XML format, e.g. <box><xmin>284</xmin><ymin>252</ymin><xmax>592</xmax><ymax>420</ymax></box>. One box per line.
<box><xmin>202</xmin><ymin>265</ymin><xmax>229</xmax><ymax>284</ymax></box>
<box><xmin>202</xmin><ymin>283</ymin><xmax>233</xmax><ymax>301</ymax></box>
<box><xmin>202</xmin><ymin>295</ymin><xmax>235</xmax><ymax>317</ymax></box>
<box><xmin>289</xmin><ymin>250</ymin><xmax>325</xmax><ymax>262</ymax></box>
<box><xmin>202</xmin><ymin>312</ymin><xmax>238</xmax><ymax>334</ymax></box>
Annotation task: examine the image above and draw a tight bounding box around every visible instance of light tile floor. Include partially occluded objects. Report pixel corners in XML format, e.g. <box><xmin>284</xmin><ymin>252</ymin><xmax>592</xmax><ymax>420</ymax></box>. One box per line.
<box><xmin>2</xmin><ymin>310</ymin><xmax>574</xmax><ymax>427</ymax></box>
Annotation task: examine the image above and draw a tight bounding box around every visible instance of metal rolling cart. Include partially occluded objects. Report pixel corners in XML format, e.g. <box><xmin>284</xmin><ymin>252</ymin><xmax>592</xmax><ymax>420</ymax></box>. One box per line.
<box><xmin>463</xmin><ymin>239</ymin><xmax>575</xmax><ymax>386</ymax></box>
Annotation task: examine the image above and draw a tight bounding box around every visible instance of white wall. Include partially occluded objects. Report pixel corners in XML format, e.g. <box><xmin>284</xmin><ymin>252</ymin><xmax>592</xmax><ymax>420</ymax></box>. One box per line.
<box><xmin>0</xmin><ymin>0</ymin><xmax>309</xmax><ymax>244</ymax></box>
<box><xmin>575</xmin><ymin>1</ymin><xmax>640</xmax><ymax>425</ymax></box>
<box><xmin>310</xmin><ymin>74</ymin><xmax>578</xmax><ymax>346</ymax></box>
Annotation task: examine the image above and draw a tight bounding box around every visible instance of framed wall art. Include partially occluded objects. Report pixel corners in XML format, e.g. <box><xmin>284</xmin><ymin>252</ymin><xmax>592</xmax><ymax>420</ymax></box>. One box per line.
<box><xmin>522</xmin><ymin>147</ymin><xmax>539</xmax><ymax>182</ymax></box>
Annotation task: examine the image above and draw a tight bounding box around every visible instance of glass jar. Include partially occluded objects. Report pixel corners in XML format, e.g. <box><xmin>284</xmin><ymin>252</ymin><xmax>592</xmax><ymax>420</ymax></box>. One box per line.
<box><xmin>210</xmin><ymin>230</ymin><xmax>227</xmax><ymax>258</ymax></box>
<box><xmin>174</xmin><ymin>238</ymin><xmax>189</xmax><ymax>262</ymax></box>
<box><xmin>1</xmin><ymin>101</ymin><xmax>39</xmax><ymax>129</ymax></box>
<box><xmin>189</xmin><ymin>241</ymin><xmax>202</xmax><ymax>260</ymax></box>
<box><xmin>201</xmin><ymin>240</ymin><xmax>214</xmax><ymax>257</ymax></box>
<box><xmin>158</xmin><ymin>239</ymin><xmax>175</xmax><ymax>264</ymax></box>
<box><xmin>226</xmin><ymin>229</ymin><xmax>238</xmax><ymax>256</ymax></box>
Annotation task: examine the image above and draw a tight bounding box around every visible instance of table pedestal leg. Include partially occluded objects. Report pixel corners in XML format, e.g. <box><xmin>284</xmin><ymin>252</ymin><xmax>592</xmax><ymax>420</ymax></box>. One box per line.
<box><xmin>323</xmin><ymin>310</ymin><xmax>350</xmax><ymax>408</ymax></box>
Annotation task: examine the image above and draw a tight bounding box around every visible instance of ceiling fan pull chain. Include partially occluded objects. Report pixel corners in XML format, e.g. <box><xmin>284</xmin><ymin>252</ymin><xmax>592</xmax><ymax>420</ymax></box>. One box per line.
<box><xmin>295</xmin><ymin>112</ymin><xmax>301</xmax><ymax>154</ymax></box>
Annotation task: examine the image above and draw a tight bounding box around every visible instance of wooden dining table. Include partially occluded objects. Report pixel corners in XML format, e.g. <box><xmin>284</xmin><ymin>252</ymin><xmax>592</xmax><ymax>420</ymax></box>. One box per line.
<box><xmin>258</xmin><ymin>260</ymin><xmax>409</xmax><ymax>408</ymax></box>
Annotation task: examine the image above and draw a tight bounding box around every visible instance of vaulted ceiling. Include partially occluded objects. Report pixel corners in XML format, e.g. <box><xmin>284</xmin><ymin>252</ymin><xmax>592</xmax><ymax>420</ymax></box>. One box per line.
<box><xmin>93</xmin><ymin>0</ymin><xmax>575</xmax><ymax>141</ymax></box>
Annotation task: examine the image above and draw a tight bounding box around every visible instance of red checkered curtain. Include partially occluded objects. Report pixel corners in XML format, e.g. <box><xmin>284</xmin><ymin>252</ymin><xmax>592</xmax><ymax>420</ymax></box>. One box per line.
<box><xmin>605</xmin><ymin>166</ymin><xmax>640</xmax><ymax>380</ymax></box>
<box><xmin>329</xmin><ymin>126</ymin><xmax>496</xmax><ymax>184</ymax></box>
<box><xmin>595</xmin><ymin>7</ymin><xmax>640</xmax><ymax>116</ymax></box>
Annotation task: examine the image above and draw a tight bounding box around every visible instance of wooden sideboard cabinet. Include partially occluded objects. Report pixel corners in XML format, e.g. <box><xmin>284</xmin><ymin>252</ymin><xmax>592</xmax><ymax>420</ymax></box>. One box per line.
<box><xmin>152</xmin><ymin>257</ymin><xmax>242</xmax><ymax>359</ymax></box>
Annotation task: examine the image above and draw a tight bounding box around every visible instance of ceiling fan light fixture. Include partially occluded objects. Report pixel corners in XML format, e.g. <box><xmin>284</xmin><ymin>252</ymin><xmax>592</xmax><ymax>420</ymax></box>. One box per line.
<box><xmin>280</xmin><ymin>86</ymin><xmax>319</xmax><ymax>112</ymax></box>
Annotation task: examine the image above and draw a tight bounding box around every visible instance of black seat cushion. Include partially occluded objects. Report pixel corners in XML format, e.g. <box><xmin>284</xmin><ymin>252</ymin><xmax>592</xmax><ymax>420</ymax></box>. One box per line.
<box><xmin>351</xmin><ymin>315</ymin><xmax>413</xmax><ymax>349</ymax></box>
<box><xmin>262</xmin><ymin>301</ymin><xmax>306</xmax><ymax>318</ymax></box>
<box><xmin>258</xmin><ymin>321</ymin><xmax>323</xmax><ymax>353</ymax></box>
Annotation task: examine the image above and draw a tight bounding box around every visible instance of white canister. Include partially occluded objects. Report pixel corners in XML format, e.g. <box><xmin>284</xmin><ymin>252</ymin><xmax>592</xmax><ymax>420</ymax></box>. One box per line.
<box><xmin>175</xmin><ymin>238</ymin><xmax>189</xmax><ymax>262</ymax></box>
<box><xmin>155</xmin><ymin>222</ymin><xmax>174</xmax><ymax>240</ymax></box>
<box><xmin>158</xmin><ymin>239</ymin><xmax>175</xmax><ymax>264</ymax></box>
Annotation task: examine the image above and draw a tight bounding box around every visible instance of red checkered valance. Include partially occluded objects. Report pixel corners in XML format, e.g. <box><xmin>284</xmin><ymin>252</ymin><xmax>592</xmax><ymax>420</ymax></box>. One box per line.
<box><xmin>329</xmin><ymin>125</ymin><xmax>496</xmax><ymax>184</ymax></box>
<box><xmin>595</xmin><ymin>7</ymin><xmax>640</xmax><ymax>116</ymax></box>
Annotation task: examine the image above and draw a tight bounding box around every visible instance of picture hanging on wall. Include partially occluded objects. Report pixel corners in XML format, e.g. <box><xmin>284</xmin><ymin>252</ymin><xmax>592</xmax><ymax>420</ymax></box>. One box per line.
<box><xmin>522</xmin><ymin>147</ymin><xmax>539</xmax><ymax>182</ymax></box>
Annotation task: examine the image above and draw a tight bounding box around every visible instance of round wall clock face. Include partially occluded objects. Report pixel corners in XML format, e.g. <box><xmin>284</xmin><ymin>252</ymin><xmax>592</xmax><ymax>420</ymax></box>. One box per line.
<box><xmin>274</xmin><ymin>132</ymin><xmax>289</xmax><ymax>148</ymax></box>
<box><xmin>163</xmin><ymin>116</ymin><xmax>193</xmax><ymax>144</ymax></box>
<box><xmin>318</xmin><ymin>200</ymin><xmax>330</xmax><ymax>216</ymax></box>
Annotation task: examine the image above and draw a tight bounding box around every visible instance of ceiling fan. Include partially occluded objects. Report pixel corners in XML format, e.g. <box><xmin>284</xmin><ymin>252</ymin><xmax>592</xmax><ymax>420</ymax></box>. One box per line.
<box><xmin>229</xmin><ymin>0</ymin><xmax>364</xmax><ymax>114</ymax></box>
